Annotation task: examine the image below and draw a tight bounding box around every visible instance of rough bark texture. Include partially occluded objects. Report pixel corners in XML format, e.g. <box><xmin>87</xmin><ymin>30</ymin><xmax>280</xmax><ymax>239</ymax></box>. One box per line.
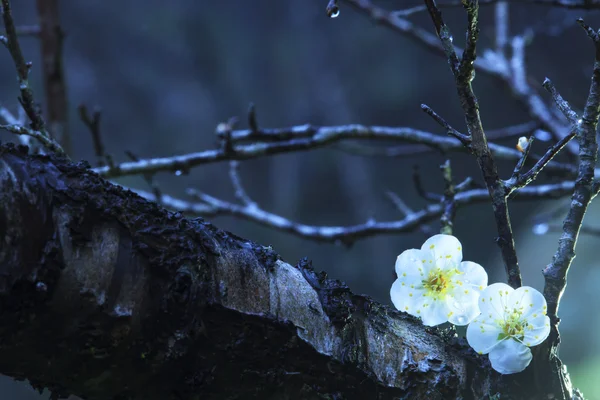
<box><xmin>0</xmin><ymin>143</ymin><xmax>571</xmax><ymax>399</ymax></box>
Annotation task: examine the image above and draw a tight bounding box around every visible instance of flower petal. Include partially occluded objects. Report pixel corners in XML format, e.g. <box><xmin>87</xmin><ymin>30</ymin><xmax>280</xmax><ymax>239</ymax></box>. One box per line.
<box><xmin>478</xmin><ymin>282</ymin><xmax>513</xmax><ymax>321</ymax></box>
<box><xmin>507</xmin><ymin>286</ymin><xmax>547</xmax><ymax>320</ymax></box>
<box><xmin>390</xmin><ymin>279</ymin><xmax>428</xmax><ymax>317</ymax></box>
<box><xmin>447</xmin><ymin>289</ymin><xmax>482</xmax><ymax>325</ymax></box>
<box><xmin>466</xmin><ymin>317</ymin><xmax>503</xmax><ymax>354</ymax></box>
<box><xmin>395</xmin><ymin>249</ymin><xmax>433</xmax><ymax>279</ymax></box>
<box><xmin>455</xmin><ymin>261</ymin><xmax>488</xmax><ymax>290</ymax></box>
<box><xmin>523</xmin><ymin>314</ymin><xmax>551</xmax><ymax>347</ymax></box>
<box><xmin>421</xmin><ymin>234</ymin><xmax>463</xmax><ymax>266</ymax></box>
<box><xmin>420</xmin><ymin>297</ymin><xmax>451</xmax><ymax>326</ymax></box>
<box><xmin>488</xmin><ymin>339</ymin><xmax>533</xmax><ymax>374</ymax></box>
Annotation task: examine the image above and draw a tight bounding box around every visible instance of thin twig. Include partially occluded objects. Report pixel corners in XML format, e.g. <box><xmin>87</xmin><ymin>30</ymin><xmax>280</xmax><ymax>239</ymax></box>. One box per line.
<box><xmin>1</xmin><ymin>0</ymin><xmax>46</xmax><ymax>133</ymax></box>
<box><xmin>92</xmin><ymin>123</ymin><xmax>580</xmax><ymax>179</ymax></box>
<box><xmin>540</xmin><ymin>20</ymin><xmax>600</xmax><ymax>394</ymax></box>
<box><xmin>0</xmin><ymin>0</ymin><xmax>67</xmax><ymax>157</ymax></box>
<box><xmin>177</xmin><ymin>180</ymin><xmax>577</xmax><ymax>245</ymax></box>
<box><xmin>36</xmin><ymin>0</ymin><xmax>70</xmax><ymax>154</ymax></box>
<box><xmin>424</xmin><ymin>0</ymin><xmax>522</xmax><ymax>288</ymax></box>
<box><xmin>439</xmin><ymin>160</ymin><xmax>457</xmax><ymax>235</ymax></box>
<box><xmin>340</xmin><ymin>0</ymin><xmax>570</xmax><ymax>151</ymax></box>
<box><xmin>0</xmin><ymin>123</ymin><xmax>64</xmax><ymax>155</ymax></box>
<box><xmin>228</xmin><ymin>161</ymin><xmax>256</xmax><ymax>207</ymax></box>
<box><xmin>78</xmin><ymin>104</ymin><xmax>111</xmax><ymax>167</ymax></box>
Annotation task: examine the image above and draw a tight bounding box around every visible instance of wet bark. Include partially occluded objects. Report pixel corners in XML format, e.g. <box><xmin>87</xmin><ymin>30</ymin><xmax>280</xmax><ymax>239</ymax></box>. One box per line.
<box><xmin>0</xmin><ymin>143</ymin><xmax>568</xmax><ymax>399</ymax></box>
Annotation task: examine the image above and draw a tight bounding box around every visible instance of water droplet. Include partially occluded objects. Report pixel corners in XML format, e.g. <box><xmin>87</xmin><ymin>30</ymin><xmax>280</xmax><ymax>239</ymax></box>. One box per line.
<box><xmin>533</xmin><ymin>223</ymin><xmax>549</xmax><ymax>235</ymax></box>
<box><xmin>327</xmin><ymin>5</ymin><xmax>340</xmax><ymax>18</ymax></box>
<box><xmin>457</xmin><ymin>316</ymin><xmax>466</xmax><ymax>324</ymax></box>
<box><xmin>453</xmin><ymin>301</ymin><xmax>461</xmax><ymax>309</ymax></box>
<box><xmin>175</xmin><ymin>170</ymin><xmax>182</xmax><ymax>176</ymax></box>
<box><xmin>464</xmin><ymin>279</ymin><xmax>470</xmax><ymax>284</ymax></box>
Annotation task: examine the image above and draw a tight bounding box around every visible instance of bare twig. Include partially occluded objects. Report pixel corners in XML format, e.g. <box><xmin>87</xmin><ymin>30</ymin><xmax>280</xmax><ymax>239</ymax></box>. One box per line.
<box><xmin>1</xmin><ymin>0</ymin><xmax>46</xmax><ymax>133</ymax></box>
<box><xmin>335</xmin><ymin>120</ymin><xmax>539</xmax><ymax>157</ymax></box>
<box><xmin>340</xmin><ymin>0</ymin><xmax>570</xmax><ymax>151</ymax></box>
<box><xmin>0</xmin><ymin>123</ymin><xmax>64</xmax><ymax>155</ymax></box>
<box><xmin>160</xmin><ymin>179</ymin><xmax>577</xmax><ymax>246</ymax></box>
<box><xmin>505</xmin><ymin>129</ymin><xmax>577</xmax><ymax>194</ymax></box>
<box><xmin>424</xmin><ymin>0</ymin><xmax>523</xmax><ymax>288</ymax></box>
<box><xmin>228</xmin><ymin>160</ymin><xmax>256</xmax><ymax>207</ymax></box>
<box><xmin>386</xmin><ymin>0</ymin><xmax>600</xmax><ymax>13</ymax></box>
<box><xmin>0</xmin><ymin>0</ymin><xmax>67</xmax><ymax>157</ymax></box>
<box><xmin>421</xmin><ymin>104</ymin><xmax>471</xmax><ymax>148</ymax></box>
<box><xmin>539</xmin><ymin>19</ymin><xmax>600</xmax><ymax>398</ymax></box>
<box><xmin>92</xmin><ymin>123</ymin><xmax>581</xmax><ymax>179</ymax></box>
<box><xmin>439</xmin><ymin>160</ymin><xmax>457</xmax><ymax>235</ymax></box>
<box><xmin>78</xmin><ymin>104</ymin><xmax>111</xmax><ymax>167</ymax></box>
<box><xmin>36</xmin><ymin>0</ymin><xmax>70</xmax><ymax>154</ymax></box>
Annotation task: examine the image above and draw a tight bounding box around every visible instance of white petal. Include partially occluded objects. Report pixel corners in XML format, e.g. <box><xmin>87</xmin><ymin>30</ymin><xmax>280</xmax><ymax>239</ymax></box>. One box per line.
<box><xmin>455</xmin><ymin>261</ymin><xmax>488</xmax><ymax>290</ymax></box>
<box><xmin>421</xmin><ymin>234</ymin><xmax>463</xmax><ymax>266</ymax></box>
<box><xmin>420</xmin><ymin>297</ymin><xmax>451</xmax><ymax>326</ymax></box>
<box><xmin>507</xmin><ymin>286</ymin><xmax>547</xmax><ymax>319</ymax></box>
<box><xmin>395</xmin><ymin>248</ymin><xmax>432</xmax><ymax>279</ymax></box>
<box><xmin>523</xmin><ymin>314</ymin><xmax>551</xmax><ymax>347</ymax></box>
<box><xmin>390</xmin><ymin>279</ymin><xmax>428</xmax><ymax>318</ymax></box>
<box><xmin>466</xmin><ymin>318</ymin><xmax>503</xmax><ymax>354</ymax></box>
<box><xmin>478</xmin><ymin>282</ymin><xmax>513</xmax><ymax>321</ymax></box>
<box><xmin>488</xmin><ymin>339</ymin><xmax>533</xmax><ymax>374</ymax></box>
<box><xmin>447</xmin><ymin>289</ymin><xmax>482</xmax><ymax>325</ymax></box>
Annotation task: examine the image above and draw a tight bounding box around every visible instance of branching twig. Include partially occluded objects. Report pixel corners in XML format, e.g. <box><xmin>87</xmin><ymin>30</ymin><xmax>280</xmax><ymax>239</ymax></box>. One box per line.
<box><xmin>0</xmin><ymin>0</ymin><xmax>67</xmax><ymax>157</ymax></box>
<box><xmin>133</xmin><ymin>180</ymin><xmax>577</xmax><ymax>245</ymax></box>
<box><xmin>335</xmin><ymin>120</ymin><xmax>540</xmax><ymax>158</ymax></box>
<box><xmin>424</xmin><ymin>0</ymin><xmax>523</xmax><ymax>288</ymax></box>
<box><xmin>1</xmin><ymin>0</ymin><xmax>46</xmax><ymax>134</ymax></box>
<box><xmin>341</xmin><ymin>0</ymin><xmax>570</xmax><ymax>151</ymax></box>
<box><xmin>0</xmin><ymin>123</ymin><xmax>64</xmax><ymax>155</ymax></box>
<box><xmin>539</xmin><ymin>19</ymin><xmax>600</xmax><ymax>397</ymax></box>
<box><xmin>78</xmin><ymin>104</ymin><xmax>112</xmax><ymax>167</ymax></box>
<box><xmin>92</xmin><ymin>123</ymin><xmax>581</xmax><ymax>179</ymax></box>
<box><xmin>36</xmin><ymin>0</ymin><xmax>70</xmax><ymax>154</ymax></box>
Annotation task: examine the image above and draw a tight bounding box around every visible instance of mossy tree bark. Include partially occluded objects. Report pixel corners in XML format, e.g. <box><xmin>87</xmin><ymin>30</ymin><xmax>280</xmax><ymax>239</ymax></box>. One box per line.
<box><xmin>0</xmin><ymin>143</ymin><xmax>575</xmax><ymax>399</ymax></box>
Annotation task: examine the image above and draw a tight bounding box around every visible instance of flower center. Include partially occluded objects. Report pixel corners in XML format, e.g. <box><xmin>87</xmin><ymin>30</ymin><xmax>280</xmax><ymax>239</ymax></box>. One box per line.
<box><xmin>422</xmin><ymin>268</ymin><xmax>457</xmax><ymax>299</ymax></box>
<box><xmin>497</xmin><ymin>308</ymin><xmax>526</xmax><ymax>341</ymax></box>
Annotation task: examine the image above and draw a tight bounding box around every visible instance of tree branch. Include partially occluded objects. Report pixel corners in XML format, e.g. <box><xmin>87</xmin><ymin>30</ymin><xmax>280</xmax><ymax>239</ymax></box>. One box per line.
<box><xmin>35</xmin><ymin>0</ymin><xmax>70</xmax><ymax>154</ymax></box>
<box><xmin>0</xmin><ymin>142</ymin><xmax>519</xmax><ymax>400</ymax></box>
<box><xmin>91</xmin><ymin>123</ymin><xmax>580</xmax><ymax>180</ymax></box>
<box><xmin>424</xmin><ymin>0</ymin><xmax>523</xmax><ymax>288</ymax></box>
<box><xmin>0</xmin><ymin>0</ymin><xmax>67</xmax><ymax>157</ymax></box>
<box><xmin>341</xmin><ymin>0</ymin><xmax>571</xmax><ymax>151</ymax></box>
<box><xmin>538</xmin><ymin>18</ymin><xmax>600</xmax><ymax>399</ymax></box>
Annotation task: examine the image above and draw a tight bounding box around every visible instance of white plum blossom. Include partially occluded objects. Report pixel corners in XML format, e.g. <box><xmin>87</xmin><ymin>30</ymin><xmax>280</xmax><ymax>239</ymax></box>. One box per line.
<box><xmin>390</xmin><ymin>234</ymin><xmax>488</xmax><ymax>326</ymax></box>
<box><xmin>466</xmin><ymin>283</ymin><xmax>551</xmax><ymax>374</ymax></box>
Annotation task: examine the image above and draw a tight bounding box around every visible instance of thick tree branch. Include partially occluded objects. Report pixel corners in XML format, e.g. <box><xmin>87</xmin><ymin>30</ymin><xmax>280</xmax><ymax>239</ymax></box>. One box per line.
<box><xmin>0</xmin><ymin>143</ymin><xmax>521</xmax><ymax>400</ymax></box>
